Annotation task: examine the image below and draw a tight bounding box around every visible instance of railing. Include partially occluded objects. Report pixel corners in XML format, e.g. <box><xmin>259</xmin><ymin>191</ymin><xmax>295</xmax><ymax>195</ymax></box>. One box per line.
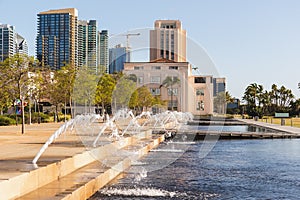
<box><xmin>258</xmin><ymin>117</ymin><xmax>300</xmax><ymax>128</ymax></box>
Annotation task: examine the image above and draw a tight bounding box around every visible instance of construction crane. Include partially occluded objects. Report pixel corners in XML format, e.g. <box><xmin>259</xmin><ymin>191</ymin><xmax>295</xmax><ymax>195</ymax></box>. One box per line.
<box><xmin>121</xmin><ymin>33</ymin><xmax>141</xmax><ymax>49</ymax></box>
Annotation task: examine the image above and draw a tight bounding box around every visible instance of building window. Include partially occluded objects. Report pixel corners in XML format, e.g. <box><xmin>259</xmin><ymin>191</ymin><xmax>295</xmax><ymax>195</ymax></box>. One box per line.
<box><xmin>150</xmin><ymin>88</ymin><xmax>160</xmax><ymax>95</ymax></box>
<box><xmin>167</xmin><ymin>88</ymin><xmax>178</xmax><ymax>96</ymax></box>
<box><xmin>169</xmin><ymin>66</ymin><xmax>178</xmax><ymax>70</ymax></box>
<box><xmin>194</xmin><ymin>77</ymin><xmax>206</xmax><ymax>83</ymax></box>
<box><xmin>168</xmin><ymin>100</ymin><xmax>178</xmax><ymax>110</ymax></box>
<box><xmin>151</xmin><ymin>66</ymin><xmax>161</xmax><ymax>70</ymax></box>
<box><xmin>134</xmin><ymin>66</ymin><xmax>144</xmax><ymax>70</ymax></box>
<box><xmin>196</xmin><ymin>101</ymin><xmax>204</xmax><ymax>111</ymax></box>
<box><xmin>138</xmin><ymin>76</ymin><xmax>144</xmax><ymax>84</ymax></box>
<box><xmin>150</xmin><ymin>76</ymin><xmax>161</xmax><ymax>84</ymax></box>
<box><xmin>196</xmin><ymin>89</ymin><xmax>204</xmax><ymax>96</ymax></box>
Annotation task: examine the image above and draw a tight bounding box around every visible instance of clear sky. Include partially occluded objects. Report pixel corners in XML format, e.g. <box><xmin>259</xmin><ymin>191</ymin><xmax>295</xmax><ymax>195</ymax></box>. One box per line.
<box><xmin>0</xmin><ymin>0</ymin><xmax>300</xmax><ymax>99</ymax></box>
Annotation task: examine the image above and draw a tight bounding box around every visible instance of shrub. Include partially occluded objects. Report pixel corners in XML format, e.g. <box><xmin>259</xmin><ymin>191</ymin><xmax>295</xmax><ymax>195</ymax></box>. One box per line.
<box><xmin>0</xmin><ymin>116</ymin><xmax>16</xmax><ymax>126</ymax></box>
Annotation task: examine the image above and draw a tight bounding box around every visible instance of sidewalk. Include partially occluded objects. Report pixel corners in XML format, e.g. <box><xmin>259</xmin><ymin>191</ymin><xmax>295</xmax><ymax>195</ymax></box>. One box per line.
<box><xmin>0</xmin><ymin>123</ymin><xmax>85</xmax><ymax>161</ymax></box>
<box><xmin>237</xmin><ymin>119</ymin><xmax>300</xmax><ymax>135</ymax></box>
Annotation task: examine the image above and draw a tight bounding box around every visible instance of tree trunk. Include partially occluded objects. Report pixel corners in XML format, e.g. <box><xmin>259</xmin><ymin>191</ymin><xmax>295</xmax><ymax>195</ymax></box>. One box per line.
<box><xmin>69</xmin><ymin>96</ymin><xmax>73</xmax><ymax>119</ymax></box>
<box><xmin>55</xmin><ymin>105</ymin><xmax>58</xmax><ymax>123</ymax></box>
<box><xmin>21</xmin><ymin>98</ymin><xmax>25</xmax><ymax>134</ymax></box>
<box><xmin>28</xmin><ymin>99</ymin><xmax>32</xmax><ymax>125</ymax></box>
<box><xmin>64</xmin><ymin>98</ymin><xmax>67</xmax><ymax>122</ymax></box>
<box><xmin>37</xmin><ymin>101</ymin><xmax>41</xmax><ymax>124</ymax></box>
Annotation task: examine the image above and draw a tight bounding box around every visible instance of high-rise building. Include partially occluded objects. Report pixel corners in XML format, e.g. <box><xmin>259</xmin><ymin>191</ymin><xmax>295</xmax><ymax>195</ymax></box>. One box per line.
<box><xmin>0</xmin><ymin>24</ymin><xmax>16</xmax><ymax>62</ymax></box>
<box><xmin>16</xmin><ymin>33</ymin><xmax>28</xmax><ymax>55</ymax></box>
<box><xmin>0</xmin><ymin>24</ymin><xmax>28</xmax><ymax>62</ymax></box>
<box><xmin>150</xmin><ymin>20</ymin><xmax>186</xmax><ymax>62</ymax></box>
<box><xmin>36</xmin><ymin>8</ymin><xmax>78</xmax><ymax>70</ymax></box>
<box><xmin>109</xmin><ymin>44</ymin><xmax>130</xmax><ymax>74</ymax></box>
<box><xmin>78</xmin><ymin>20</ymin><xmax>98</xmax><ymax>70</ymax></box>
<box><xmin>213</xmin><ymin>78</ymin><xmax>226</xmax><ymax>96</ymax></box>
<box><xmin>98</xmin><ymin>30</ymin><xmax>109</xmax><ymax>73</ymax></box>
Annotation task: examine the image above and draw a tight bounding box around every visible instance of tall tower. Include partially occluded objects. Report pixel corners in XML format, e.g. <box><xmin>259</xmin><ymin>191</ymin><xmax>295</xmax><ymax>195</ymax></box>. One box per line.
<box><xmin>16</xmin><ymin>33</ymin><xmax>28</xmax><ymax>55</ymax></box>
<box><xmin>150</xmin><ymin>20</ymin><xmax>186</xmax><ymax>62</ymax></box>
<box><xmin>0</xmin><ymin>24</ymin><xmax>17</xmax><ymax>62</ymax></box>
<box><xmin>78</xmin><ymin>20</ymin><xmax>98</xmax><ymax>70</ymax></box>
<box><xmin>36</xmin><ymin>8</ymin><xmax>78</xmax><ymax>70</ymax></box>
<box><xmin>98</xmin><ymin>30</ymin><xmax>109</xmax><ymax>73</ymax></box>
<box><xmin>109</xmin><ymin>44</ymin><xmax>130</xmax><ymax>74</ymax></box>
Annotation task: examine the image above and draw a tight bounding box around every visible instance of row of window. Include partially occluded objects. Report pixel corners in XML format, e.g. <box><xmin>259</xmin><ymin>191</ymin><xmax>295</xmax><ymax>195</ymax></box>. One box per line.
<box><xmin>150</xmin><ymin>88</ymin><xmax>178</xmax><ymax>96</ymax></box>
<box><xmin>137</xmin><ymin>76</ymin><xmax>181</xmax><ymax>84</ymax></box>
<box><xmin>134</xmin><ymin>66</ymin><xmax>179</xmax><ymax>70</ymax></box>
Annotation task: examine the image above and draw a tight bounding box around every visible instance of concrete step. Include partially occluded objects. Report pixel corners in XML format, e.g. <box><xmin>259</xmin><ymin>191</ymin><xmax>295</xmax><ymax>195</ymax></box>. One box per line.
<box><xmin>16</xmin><ymin>135</ymin><xmax>164</xmax><ymax>200</ymax></box>
<box><xmin>0</xmin><ymin>130</ymin><xmax>157</xmax><ymax>200</ymax></box>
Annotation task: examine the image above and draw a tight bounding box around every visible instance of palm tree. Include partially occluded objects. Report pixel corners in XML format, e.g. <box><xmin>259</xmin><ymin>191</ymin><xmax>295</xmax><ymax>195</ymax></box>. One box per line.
<box><xmin>160</xmin><ymin>76</ymin><xmax>180</xmax><ymax>111</ymax></box>
<box><xmin>243</xmin><ymin>83</ymin><xmax>264</xmax><ymax>117</ymax></box>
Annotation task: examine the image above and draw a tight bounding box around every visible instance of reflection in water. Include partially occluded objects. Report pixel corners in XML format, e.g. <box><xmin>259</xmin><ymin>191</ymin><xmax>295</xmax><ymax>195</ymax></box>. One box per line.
<box><xmin>90</xmin><ymin>139</ymin><xmax>300</xmax><ymax>200</ymax></box>
<box><xmin>195</xmin><ymin>125</ymin><xmax>282</xmax><ymax>133</ymax></box>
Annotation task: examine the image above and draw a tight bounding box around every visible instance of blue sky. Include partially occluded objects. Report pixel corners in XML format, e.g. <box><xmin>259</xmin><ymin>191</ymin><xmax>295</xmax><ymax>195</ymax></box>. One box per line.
<box><xmin>0</xmin><ymin>0</ymin><xmax>300</xmax><ymax>99</ymax></box>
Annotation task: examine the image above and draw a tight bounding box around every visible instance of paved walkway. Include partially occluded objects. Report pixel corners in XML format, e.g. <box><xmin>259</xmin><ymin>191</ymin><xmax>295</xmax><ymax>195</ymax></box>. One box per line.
<box><xmin>237</xmin><ymin>119</ymin><xmax>300</xmax><ymax>135</ymax></box>
<box><xmin>0</xmin><ymin>123</ymin><xmax>86</xmax><ymax>179</ymax></box>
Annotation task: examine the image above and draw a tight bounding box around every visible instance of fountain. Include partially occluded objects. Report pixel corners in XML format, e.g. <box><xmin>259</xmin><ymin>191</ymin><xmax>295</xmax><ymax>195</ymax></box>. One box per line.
<box><xmin>32</xmin><ymin>109</ymin><xmax>194</xmax><ymax>165</ymax></box>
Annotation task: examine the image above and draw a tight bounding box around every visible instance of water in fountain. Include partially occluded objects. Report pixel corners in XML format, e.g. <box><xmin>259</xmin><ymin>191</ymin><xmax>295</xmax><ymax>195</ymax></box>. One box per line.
<box><xmin>32</xmin><ymin>114</ymin><xmax>103</xmax><ymax>164</ymax></box>
<box><xmin>32</xmin><ymin>108</ymin><xmax>195</xmax><ymax>170</ymax></box>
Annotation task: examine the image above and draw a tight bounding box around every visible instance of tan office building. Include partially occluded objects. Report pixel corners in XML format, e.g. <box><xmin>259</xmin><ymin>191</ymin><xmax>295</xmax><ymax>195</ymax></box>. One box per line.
<box><xmin>123</xmin><ymin>59</ymin><xmax>214</xmax><ymax>115</ymax></box>
<box><xmin>150</xmin><ymin>20</ymin><xmax>186</xmax><ymax>62</ymax></box>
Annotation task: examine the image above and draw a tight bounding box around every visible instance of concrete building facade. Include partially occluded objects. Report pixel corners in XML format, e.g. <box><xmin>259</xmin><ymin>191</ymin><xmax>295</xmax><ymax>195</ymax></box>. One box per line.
<box><xmin>122</xmin><ymin>19</ymin><xmax>226</xmax><ymax>116</ymax></box>
<box><xmin>36</xmin><ymin>8</ymin><xmax>78</xmax><ymax>70</ymax></box>
<box><xmin>16</xmin><ymin>33</ymin><xmax>28</xmax><ymax>55</ymax></box>
<box><xmin>150</xmin><ymin>20</ymin><xmax>186</xmax><ymax>62</ymax></box>
<box><xmin>123</xmin><ymin>60</ymin><xmax>214</xmax><ymax>115</ymax></box>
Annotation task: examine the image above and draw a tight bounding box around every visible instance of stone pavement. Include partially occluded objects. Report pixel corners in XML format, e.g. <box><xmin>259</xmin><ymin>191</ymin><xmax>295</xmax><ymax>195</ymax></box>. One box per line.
<box><xmin>0</xmin><ymin>122</ymin><xmax>165</xmax><ymax>200</ymax></box>
<box><xmin>0</xmin><ymin>123</ymin><xmax>85</xmax><ymax>162</ymax></box>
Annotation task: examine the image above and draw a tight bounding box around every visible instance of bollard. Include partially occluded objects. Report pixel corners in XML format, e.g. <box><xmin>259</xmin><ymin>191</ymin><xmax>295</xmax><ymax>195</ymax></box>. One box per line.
<box><xmin>281</xmin><ymin>118</ymin><xmax>285</xmax><ymax>126</ymax></box>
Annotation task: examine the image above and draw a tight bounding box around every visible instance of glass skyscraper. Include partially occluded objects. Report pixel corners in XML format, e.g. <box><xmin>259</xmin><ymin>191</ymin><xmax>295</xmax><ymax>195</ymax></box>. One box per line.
<box><xmin>78</xmin><ymin>20</ymin><xmax>98</xmax><ymax>70</ymax></box>
<box><xmin>36</xmin><ymin>8</ymin><xmax>78</xmax><ymax>70</ymax></box>
<box><xmin>109</xmin><ymin>44</ymin><xmax>130</xmax><ymax>74</ymax></box>
<box><xmin>98</xmin><ymin>30</ymin><xmax>109</xmax><ymax>73</ymax></box>
<box><xmin>0</xmin><ymin>24</ymin><xmax>28</xmax><ymax>62</ymax></box>
<box><xmin>0</xmin><ymin>24</ymin><xmax>16</xmax><ymax>62</ymax></box>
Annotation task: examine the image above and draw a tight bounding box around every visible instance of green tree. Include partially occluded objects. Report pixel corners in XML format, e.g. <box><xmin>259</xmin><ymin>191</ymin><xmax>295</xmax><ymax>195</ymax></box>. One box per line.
<box><xmin>73</xmin><ymin>66</ymin><xmax>98</xmax><ymax>114</ymax></box>
<box><xmin>137</xmin><ymin>86</ymin><xmax>154</xmax><ymax>111</ymax></box>
<box><xmin>112</xmin><ymin>75</ymin><xmax>137</xmax><ymax>111</ymax></box>
<box><xmin>243</xmin><ymin>83</ymin><xmax>264</xmax><ymax>117</ymax></box>
<box><xmin>160</xmin><ymin>76</ymin><xmax>180</xmax><ymax>111</ymax></box>
<box><xmin>1</xmin><ymin>54</ymin><xmax>36</xmax><ymax>133</ymax></box>
<box><xmin>0</xmin><ymin>61</ymin><xmax>12</xmax><ymax>114</ymax></box>
<box><xmin>95</xmin><ymin>74</ymin><xmax>116</xmax><ymax>115</ymax></box>
<box><xmin>277</xmin><ymin>85</ymin><xmax>294</xmax><ymax>112</ymax></box>
<box><xmin>290</xmin><ymin>98</ymin><xmax>300</xmax><ymax>116</ymax></box>
<box><xmin>129</xmin><ymin>90</ymin><xmax>139</xmax><ymax>111</ymax></box>
<box><xmin>29</xmin><ymin>66</ymin><xmax>52</xmax><ymax>123</ymax></box>
<box><xmin>46</xmin><ymin>65</ymin><xmax>76</xmax><ymax>122</ymax></box>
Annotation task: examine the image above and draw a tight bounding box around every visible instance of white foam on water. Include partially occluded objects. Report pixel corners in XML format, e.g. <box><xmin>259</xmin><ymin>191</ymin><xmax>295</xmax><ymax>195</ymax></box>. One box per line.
<box><xmin>150</xmin><ymin>149</ymin><xmax>185</xmax><ymax>153</ymax></box>
<box><xmin>167</xmin><ymin>141</ymin><xmax>197</xmax><ymax>145</ymax></box>
<box><xmin>131</xmin><ymin>161</ymin><xmax>147</xmax><ymax>165</ymax></box>
<box><xmin>100</xmin><ymin>187</ymin><xmax>177</xmax><ymax>197</ymax></box>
